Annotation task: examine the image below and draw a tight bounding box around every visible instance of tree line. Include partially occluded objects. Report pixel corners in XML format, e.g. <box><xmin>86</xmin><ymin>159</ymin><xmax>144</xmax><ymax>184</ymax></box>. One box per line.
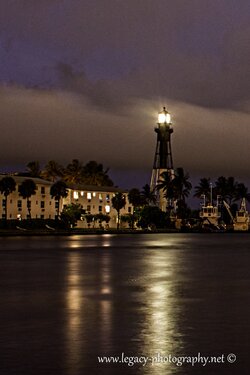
<box><xmin>24</xmin><ymin>159</ymin><xmax>114</xmax><ymax>186</ymax></box>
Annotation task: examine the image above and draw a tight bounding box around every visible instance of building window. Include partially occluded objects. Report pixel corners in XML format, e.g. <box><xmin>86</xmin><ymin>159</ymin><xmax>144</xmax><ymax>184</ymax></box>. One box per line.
<box><xmin>2</xmin><ymin>214</ymin><xmax>6</xmax><ymax>219</ymax></box>
<box><xmin>87</xmin><ymin>192</ymin><xmax>92</xmax><ymax>201</ymax></box>
<box><xmin>87</xmin><ymin>205</ymin><xmax>91</xmax><ymax>213</ymax></box>
<box><xmin>106</xmin><ymin>194</ymin><xmax>110</xmax><ymax>201</ymax></box>
<box><xmin>99</xmin><ymin>193</ymin><xmax>103</xmax><ymax>202</ymax></box>
<box><xmin>40</xmin><ymin>215</ymin><xmax>44</xmax><ymax>219</ymax></box>
<box><xmin>2</xmin><ymin>199</ymin><xmax>6</xmax><ymax>207</ymax></box>
<box><xmin>128</xmin><ymin>206</ymin><xmax>132</xmax><ymax>213</ymax></box>
<box><xmin>105</xmin><ymin>205</ymin><xmax>110</xmax><ymax>213</ymax></box>
<box><xmin>36</xmin><ymin>201</ymin><xmax>38</xmax><ymax>205</ymax></box>
<box><xmin>10</xmin><ymin>199</ymin><xmax>12</xmax><ymax>204</ymax></box>
<box><xmin>41</xmin><ymin>186</ymin><xmax>45</xmax><ymax>194</ymax></box>
<box><xmin>17</xmin><ymin>200</ymin><xmax>22</xmax><ymax>208</ymax></box>
<box><xmin>73</xmin><ymin>191</ymin><xmax>79</xmax><ymax>200</ymax></box>
<box><xmin>49</xmin><ymin>201</ymin><xmax>51</xmax><ymax>205</ymax></box>
<box><xmin>99</xmin><ymin>206</ymin><xmax>102</xmax><ymax>212</ymax></box>
<box><xmin>80</xmin><ymin>191</ymin><xmax>84</xmax><ymax>197</ymax></box>
<box><xmin>41</xmin><ymin>201</ymin><xmax>45</xmax><ymax>209</ymax></box>
<box><xmin>55</xmin><ymin>202</ymin><xmax>59</xmax><ymax>209</ymax></box>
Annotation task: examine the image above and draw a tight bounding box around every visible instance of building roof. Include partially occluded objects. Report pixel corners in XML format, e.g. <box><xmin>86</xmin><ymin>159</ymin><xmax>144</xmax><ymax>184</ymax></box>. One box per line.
<box><xmin>0</xmin><ymin>174</ymin><xmax>53</xmax><ymax>186</ymax></box>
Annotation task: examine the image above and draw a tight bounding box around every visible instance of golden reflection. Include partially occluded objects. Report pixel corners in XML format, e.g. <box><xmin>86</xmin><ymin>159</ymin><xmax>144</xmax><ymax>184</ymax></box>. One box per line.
<box><xmin>140</xmin><ymin>246</ymin><xmax>184</xmax><ymax>374</ymax></box>
<box><xmin>99</xmin><ymin>253</ymin><xmax>113</xmax><ymax>351</ymax></box>
<box><xmin>65</xmin><ymin>253</ymin><xmax>84</xmax><ymax>374</ymax></box>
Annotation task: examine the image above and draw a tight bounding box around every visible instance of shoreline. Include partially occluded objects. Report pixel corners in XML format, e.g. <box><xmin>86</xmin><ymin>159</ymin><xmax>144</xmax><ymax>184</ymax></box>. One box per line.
<box><xmin>0</xmin><ymin>228</ymin><xmax>249</xmax><ymax>236</ymax></box>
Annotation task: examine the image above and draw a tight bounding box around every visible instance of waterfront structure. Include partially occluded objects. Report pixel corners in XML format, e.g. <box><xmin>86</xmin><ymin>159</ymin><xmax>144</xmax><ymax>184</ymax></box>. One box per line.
<box><xmin>199</xmin><ymin>185</ymin><xmax>221</xmax><ymax>229</ymax></box>
<box><xmin>0</xmin><ymin>175</ymin><xmax>132</xmax><ymax>228</ymax></box>
<box><xmin>0</xmin><ymin>175</ymin><xmax>55</xmax><ymax>220</ymax></box>
<box><xmin>150</xmin><ymin>107</ymin><xmax>174</xmax><ymax>211</ymax></box>
<box><xmin>63</xmin><ymin>184</ymin><xmax>132</xmax><ymax>228</ymax></box>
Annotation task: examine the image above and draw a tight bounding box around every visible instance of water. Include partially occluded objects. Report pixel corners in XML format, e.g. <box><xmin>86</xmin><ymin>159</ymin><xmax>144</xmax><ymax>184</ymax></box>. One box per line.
<box><xmin>0</xmin><ymin>234</ymin><xmax>249</xmax><ymax>375</ymax></box>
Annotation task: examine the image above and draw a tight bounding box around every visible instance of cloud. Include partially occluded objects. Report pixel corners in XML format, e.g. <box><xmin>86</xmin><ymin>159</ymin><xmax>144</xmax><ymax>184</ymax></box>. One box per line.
<box><xmin>1</xmin><ymin>84</ymin><xmax>250</xmax><ymax>186</ymax></box>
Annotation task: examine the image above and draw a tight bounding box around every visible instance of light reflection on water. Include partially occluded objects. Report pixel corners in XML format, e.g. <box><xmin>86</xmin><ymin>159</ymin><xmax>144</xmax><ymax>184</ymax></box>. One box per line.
<box><xmin>0</xmin><ymin>234</ymin><xmax>250</xmax><ymax>374</ymax></box>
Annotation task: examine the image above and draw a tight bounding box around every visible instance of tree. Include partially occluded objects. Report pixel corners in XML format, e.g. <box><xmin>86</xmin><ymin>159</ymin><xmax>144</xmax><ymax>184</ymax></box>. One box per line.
<box><xmin>18</xmin><ymin>179</ymin><xmax>37</xmax><ymax>218</ymax></box>
<box><xmin>128</xmin><ymin>188</ymin><xmax>143</xmax><ymax>229</ymax></box>
<box><xmin>157</xmin><ymin>171</ymin><xmax>176</xmax><ymax>201</ymax></box>
<box><xmin>50</xmin><ymin>180</ymin><xmax>68</xmax><ymax>217</ymax></box>
<box><xmin>141</xmin><ymin>184</ymin><xmax>156</xmax><ymax>205</ymax></box>
<box><xmin>60</xmin><ymin>203</ymin><xmax>82</xmax><ymax>228</ymax></box>
<box><xmin>41</xmin><ymin>160</ymin><xmax>64</xmax><ymax>182</ymax></box>
<box><xmin>173</xmin><ymin>167</ymin><xmax>192</xmax><ymax>203</ymax></box>
<box><xmin>157</xmin><ymin>168</ymin><xmax>192</xmax><ymax>213</ymax></box>
<box><xmin>0</xmin><ymin>177</ymin><xmax>16</xmax><ymax>220</ymax></box>
<box><xmin>111</xmin><ymin>192</ymin><xmax>126</xmax><ymax>229</ymax></box>
<box><xmin>234</xmin><ymin>182</ymin><xmax>250</xmax><ymax>203</ymax></box>
<box><xmin>128</xmin><ymin>188</ymin><xmax>143</xmax><ymax>210</ymax></box>
<box><xmin>194</xmin><ymin>178</ymin><xmax>211</xmax><ymax>202</ymax></box>
<box><xmin>26</xmin><ymin>161</ymin><xmax>41</xmax><ymax>177</ymax></box>
<box><xmin>63</xmin><ymin>159</ymin><xmax>84</xmax><ymax>184</ymax></box>
<box><xmin>215</xmin><ymin>176</ymin><xmax>238</xmax><ymax>205</ymax></box>
<box><xmin>137</xmin><ymin>206</ymin><xmax>169</xmax><ymax>230</ymax></box>
<box><xmin>82</xmin><ymin>161</ymin><xmax>114</xmax><ymax>186</ymax></box>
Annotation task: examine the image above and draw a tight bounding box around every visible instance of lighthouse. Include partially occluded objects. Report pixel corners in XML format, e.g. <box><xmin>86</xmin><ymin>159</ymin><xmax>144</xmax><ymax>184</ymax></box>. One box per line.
<box><xmin>150</xmin><ymin>107</ymin><xmax>175</xmax><ymax>210</ymax></box>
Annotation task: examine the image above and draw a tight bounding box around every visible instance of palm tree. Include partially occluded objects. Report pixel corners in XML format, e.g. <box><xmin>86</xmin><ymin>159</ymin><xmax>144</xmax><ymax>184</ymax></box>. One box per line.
<box><xmin>234</xmin><ymin>182</ymin><xmax>250</xmax><ymax>203</ymax></box>
<box><xmin>18</xmin><ymin>179</ymin><xmax>37</xmax><ymax>218</ymax></box>
<box><xmin>128</xmin><ymin>188</ymin><xmax>142</xmax><ymax>229</ymax></box>
<box><xmin>128</xmin><ymin>188</ymin><xmax>143</xmax><ymax>211</ymax></box>
<box><xmin>63</xmin><ymin>159</ymin><xmax>84</xmax><ymax>184</ymax></box>
<box><xmin>194</xmin><ymin>178</ymin><xmax>211</xmax><ymax>201</ymax></box>
<box><xmin>141</xmin><ymin>184</ymin><xmax>156</xmax><ymax>205</ymax></box>
<box><xmin>111</xmin><ymin>192</ymin><xmax>126</xmax><ymax>229</ymax></box>
<box><xmin>0</xmin><ymin>176</ymin><xmax>16</xmax><ymax>220</ymax></box>
<box><xmin>82</xmin><ymin>160</ymin><xmax>114</xmax><ymax>186</ymax></box>
<box><xmin>173</xmin><ymin>167</ymin><xmax>192</xmax><ymax>202</ymax></box>
<box><xmin>50</xmin><ymin>180</ymin><xmax>68</xmax><ymax>217</ymax></box>
<box><xmin>215</xmin><ymin>176</ymin><xmax>238</xmax><ymax>205</ymax></box>
<box><xmin>157</xmin><ymin>171</ymin><xmax>176</xmax><ymax>201</ymax></box>
<box><xmin>41</xmin><ymin>160</ymin><xmax>64</xmax><ymax>182</ymax></box>
<box><xmin>26</xmin><ymin>161</ymin><xmax>41</xmax><ymax>177</ymax></box>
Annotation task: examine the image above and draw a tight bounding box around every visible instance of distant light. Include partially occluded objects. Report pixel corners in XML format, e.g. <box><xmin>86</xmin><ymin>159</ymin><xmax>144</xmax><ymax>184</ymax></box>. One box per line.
<box><xmin>158</xmin><ymin>107</ymin><xmax>171</xmax><ymax>125</ymax></box>
<box><xmin>105</xmin><ymin>205</ymin><xmax>110</xmax><ymax>213</ymax></box>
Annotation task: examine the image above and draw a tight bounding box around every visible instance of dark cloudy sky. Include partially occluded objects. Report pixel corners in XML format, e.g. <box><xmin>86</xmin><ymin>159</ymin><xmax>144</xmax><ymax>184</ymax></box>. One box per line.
<box><xmin>1</xmin><ymin>0</ymin><xmax>250</xmax><ymax>188</ymax></box>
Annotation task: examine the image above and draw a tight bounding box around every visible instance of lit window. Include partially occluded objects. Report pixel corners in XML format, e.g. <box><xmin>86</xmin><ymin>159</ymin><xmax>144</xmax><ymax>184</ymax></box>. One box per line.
<box><xmin>73</xmin><ymin>191</ymin><xmax>79</xmax><ymax>200</ymax></box>
<box><xmin>99</xmin><ymin>193</ymin><xmax>103</xmax><ymax>201</ymax></box>
<box><xmin>106</xmin><ymin>194</ymin><xmax>110</xmax><ymax>201</ymax></box>
<box><xmin>87</xmin><ymin>192</ymin><xmax>92</xmax><ymax>200</ymax></box>
<box><xmin>80</xmin><ymin>191</ymin><xmax>84</xmax><ymax>196</ymax></box>
<box><xmin>105</xmin><ymin>205</ymin><xmax>110</xmax><ymax>213</ymax></box>
<box><xmin>99</xmin><ymin>206</ymin><xmax>102</xmax><ymax>212</ymax></box>
<box><xmin>93</xmin><ymin>192</ymin><xmax>96</xmax><ymax>197</ymax></box>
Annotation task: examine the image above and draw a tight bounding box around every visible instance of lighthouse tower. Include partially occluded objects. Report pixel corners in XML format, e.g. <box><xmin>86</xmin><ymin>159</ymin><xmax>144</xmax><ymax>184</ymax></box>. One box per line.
<box><xmin>150</xmin><ymin>107</ymin><xmax>175</xmax><ymax>210</ymax></box>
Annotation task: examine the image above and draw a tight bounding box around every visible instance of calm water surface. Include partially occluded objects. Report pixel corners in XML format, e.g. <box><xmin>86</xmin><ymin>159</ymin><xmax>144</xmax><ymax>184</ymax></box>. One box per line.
<box><xmin>0</xmin><ymin>234</ymin><xmax>249</xmax><ymax>375</ymax></box>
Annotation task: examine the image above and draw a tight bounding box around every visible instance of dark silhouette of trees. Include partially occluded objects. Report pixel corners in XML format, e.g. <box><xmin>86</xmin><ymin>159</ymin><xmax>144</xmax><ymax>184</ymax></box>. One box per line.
<box><xmin>41</xmin><ymin>160</ymin><xmax>64</xmax><ymax>182</ymax></box>
<box><xmin>18</xmin><ymin>179</ymin><xmax>37</xmax><ymax>218</ymax></box>
<box><xmin>50</xmin><ymin>180</ymin><xmax>68</xmax><ymax>216</ymax></box>
<box><xmin>141</xmin><ymin>184</ymin><xmax>156</xmax><ymax>205</ymax></box>
<box><xmin>111</xmin><ymin>192</ymin><xmax>126</xmax><ymax>229</ymax></box>
<box><xmin>194</xmin><ymin>178</ymin><xmax>211</xmax><ymax>201</ymax></box>
<box><xmin>0</xmin><ymin>176</ymin><xmax>16</xmax><ymax>220</ymax></box>
<box><xmin>26</xmin><ymin>161</ymin><xmax>41</xmax><ymax>177</ymax></box>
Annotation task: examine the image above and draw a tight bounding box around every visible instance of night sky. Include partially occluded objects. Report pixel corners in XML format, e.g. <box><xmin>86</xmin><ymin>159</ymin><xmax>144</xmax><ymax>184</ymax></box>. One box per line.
<box><xmin>1</xmin><ymin>0</ymin><xmax>250</xmax><ymax>188</ymax></box>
